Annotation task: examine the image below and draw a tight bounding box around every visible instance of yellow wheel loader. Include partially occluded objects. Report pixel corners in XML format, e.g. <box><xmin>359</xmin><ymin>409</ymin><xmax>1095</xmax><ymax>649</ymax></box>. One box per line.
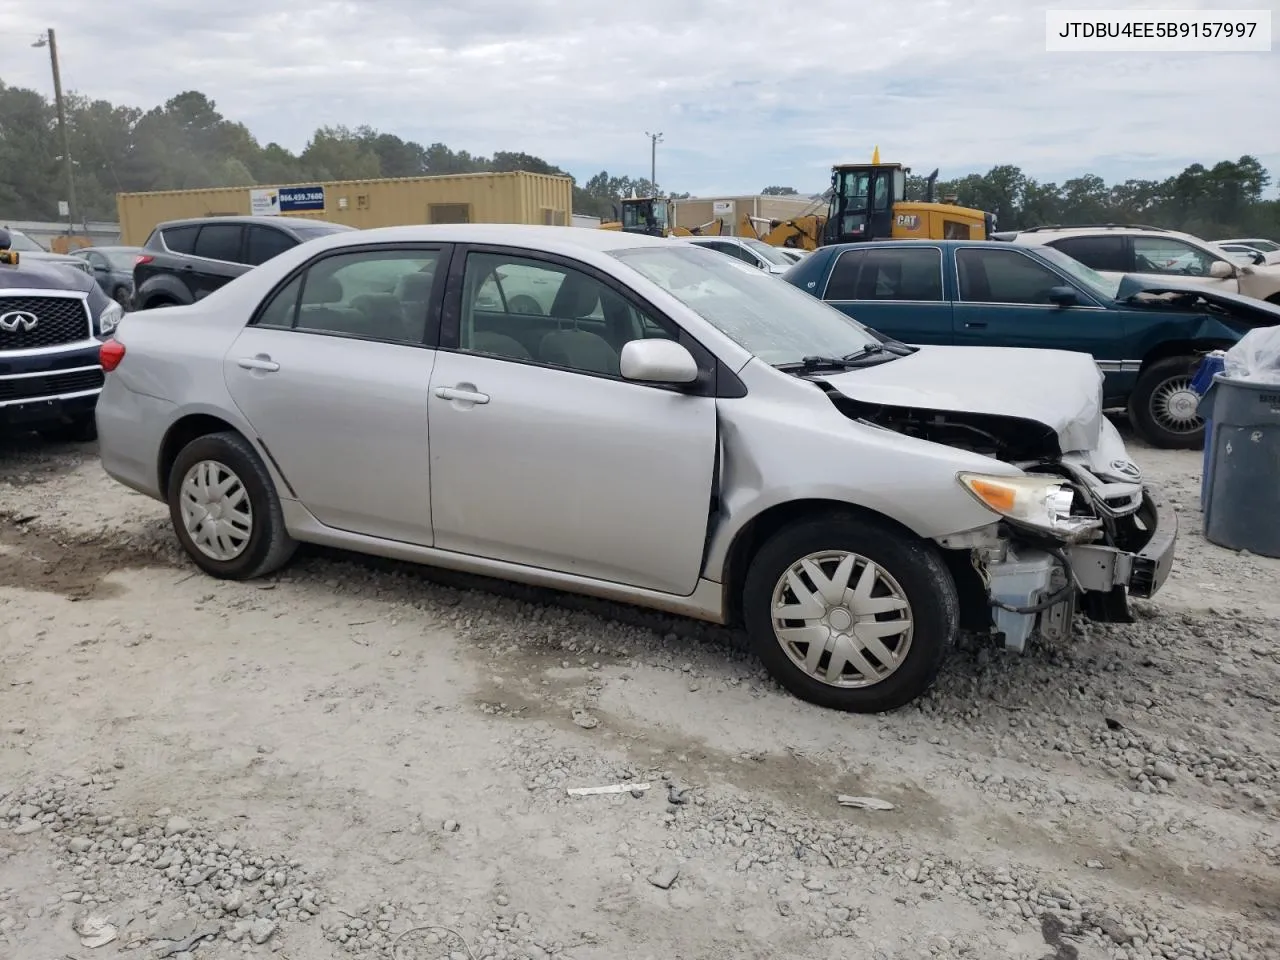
<box><xmin>749</xmin><ymin>148</ymin><xmax>995</xmax><ymax>249</ymax></box>
<box><xmin>599</xmin><ymin>197</ymin><xmax>723</xmax><ymax>238</ymax></box>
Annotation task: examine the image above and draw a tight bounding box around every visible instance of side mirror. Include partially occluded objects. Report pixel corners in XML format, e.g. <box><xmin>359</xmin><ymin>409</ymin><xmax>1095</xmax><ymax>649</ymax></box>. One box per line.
<box><xmin>1047</xmin><ymin>285</ymin><xmax>1078</xmax><ymax>306</ymax></box>
<box><xmin>1251</xmin><ymin>251</ymin><xmax>1266</xmax><ymax>266</ymax></box>
<box><xmin>93</xmin><ymin>262</ymin><xmax>108</xmax><ymax>273</ymax></box>
<box><xmin>620</xmin><ymin>339</ymin><xmax>699</xmax><ymax>385</ymax></box>
<box><xmin>1209</xmin><ymin>260</ymin><xmax>1235</xmax><ymax>279</ymax></box>
<box><xmin>0</xmin><ymin>227</ymin><xmax>10</xmax><ymax>251</ymax></box>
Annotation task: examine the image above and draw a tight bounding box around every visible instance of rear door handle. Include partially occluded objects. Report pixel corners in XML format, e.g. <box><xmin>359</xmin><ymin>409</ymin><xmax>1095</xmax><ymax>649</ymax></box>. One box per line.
<box><xmin>964</xmin><ymin>320</ymin><xmax>988</xmax><ymax>329</ymax></box>
<box><xmin>237</xmin><ymin>357</ymin><xmax>280</xmax><ymax>372</ymax></box>
<box><xmin>435</xmin><ymin>386</ymin><xmax>489</xmax><ymax>404</ymax></box>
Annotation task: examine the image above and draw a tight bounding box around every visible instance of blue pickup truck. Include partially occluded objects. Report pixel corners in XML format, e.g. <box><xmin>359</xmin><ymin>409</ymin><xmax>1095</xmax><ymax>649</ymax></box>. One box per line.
<box><xmin>783</xmin><ymin>239</ymin><xmax>1280</xmax><ymax>449</ymax></box>
<box><xmin>0</xmin><ymin>227</ymin><xmax>123</xmax><ymax>442</ymax></box>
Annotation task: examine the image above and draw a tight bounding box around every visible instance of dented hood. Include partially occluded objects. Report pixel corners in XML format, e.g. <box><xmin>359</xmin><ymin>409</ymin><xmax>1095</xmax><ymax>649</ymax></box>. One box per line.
<box><xmin>816</xmin><ymin>345</ymin><xmax>1104</xmax><ymax>454</ymax></box>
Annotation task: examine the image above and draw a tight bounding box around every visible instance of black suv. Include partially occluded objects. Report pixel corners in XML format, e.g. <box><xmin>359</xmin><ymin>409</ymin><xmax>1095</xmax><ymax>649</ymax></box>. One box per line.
<box><xmin>131</xmin><ymin>215</ymin><xmax>355</xmax><ymax>310</ymax></box>
<box><xmin>0</xmin><ymin>227</ymin><xmax>123</xmax><ymax>441</ymax></box>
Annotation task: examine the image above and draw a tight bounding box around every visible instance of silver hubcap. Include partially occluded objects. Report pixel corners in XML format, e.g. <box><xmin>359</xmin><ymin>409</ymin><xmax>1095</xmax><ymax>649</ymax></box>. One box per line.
<box><xmin>770</xmin><ymin>551</ymin><xmax>914</xmax><ymax>688</ymax></box>
<box><xmin>1150</xmin><ymin>376</ymin><xmax>1203</xmax><ymax>434</ymax></box>
<box><xmin>179</xmin><ymin>460</ymin><xmax>252</xmax><ymax>562</ymax></box>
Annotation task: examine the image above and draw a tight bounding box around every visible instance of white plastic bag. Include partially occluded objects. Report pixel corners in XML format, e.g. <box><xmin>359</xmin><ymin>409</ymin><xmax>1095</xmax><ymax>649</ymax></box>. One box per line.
<box><xmin>1223</xmin><ymin>326</ymin><xmax>1280</xmax><ymax>384</ymax></box>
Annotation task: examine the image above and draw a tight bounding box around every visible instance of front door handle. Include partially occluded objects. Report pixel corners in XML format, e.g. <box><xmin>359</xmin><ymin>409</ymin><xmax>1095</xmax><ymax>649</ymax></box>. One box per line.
<box><xmin>237</xmin><ymin>356</ymin><xmax>280</xmax><ymax>372</ymax></box>
<box><xmin>964</xmin><ymin>320</ymin><xmax>988</xmax><ymax>329</ymax></box>
<box><xmin>435</xmin><ymin>386</ymin><xmax>489</xmax><ymax>404</ymax></box>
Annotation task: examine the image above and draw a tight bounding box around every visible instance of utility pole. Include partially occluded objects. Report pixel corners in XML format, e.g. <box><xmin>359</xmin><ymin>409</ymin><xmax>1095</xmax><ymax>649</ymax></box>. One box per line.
<box><xmin>34</xmin><ymin>29</ymin><xmax>78</xmax><ymax>232</ymax></box>
<box><xmin>645</xmin><ymin>131</ymin><xmax>663</xmax><ymax>197</ymax></box>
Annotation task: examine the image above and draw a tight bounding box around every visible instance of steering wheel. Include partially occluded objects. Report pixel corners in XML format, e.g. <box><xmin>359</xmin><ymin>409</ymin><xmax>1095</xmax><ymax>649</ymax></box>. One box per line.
<box><xmin>507</xmin><ymin>295</ymin><xmax>544</xmax><ymax>315</ymax></box>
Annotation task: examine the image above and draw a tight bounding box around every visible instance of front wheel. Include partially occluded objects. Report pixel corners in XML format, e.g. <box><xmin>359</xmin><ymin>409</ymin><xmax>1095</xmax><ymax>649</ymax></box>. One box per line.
<box><xmin>166</xmin><ymin>431</ymin><xmax>297</xmax><ymax>580</ymax></box>
<box><xmin>742</xmin><ymin>514</ymin><xmax>959</xmax><ymax>713</ymax></box>
<box><xmin>1128</xmin><ymin>356</ymin><xmax>1205</xmax><ymax>449</ymax></box>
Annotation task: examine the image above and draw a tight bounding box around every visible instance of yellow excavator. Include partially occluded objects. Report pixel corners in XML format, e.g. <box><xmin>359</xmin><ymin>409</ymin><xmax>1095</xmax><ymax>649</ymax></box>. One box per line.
<box><xmin>599</xmin><ymin>196</ymin><xmax>723</xmax><ymax>237</ymax></box>
<box><xmin>748</xmin><ymin>148</ymin><xmax>994</xmax><ymax>250</ymax></box>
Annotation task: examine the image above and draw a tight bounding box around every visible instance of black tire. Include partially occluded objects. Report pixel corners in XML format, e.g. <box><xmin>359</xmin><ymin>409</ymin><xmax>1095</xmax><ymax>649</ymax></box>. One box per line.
<box><xmin>742</xmin><ymin>512</ymin><xmax>959</xmax><ymax>713</ymax></box>
<box><xmin>166</xmin><ymin>431</ymin><xmax>297</xmax><ymax>580</ymax></box>
<box><xmin>1128</xmin><ymin>356</ymin><xmax>1205</xmax><ymax>450</ymax></box>
<box><xmin>38</xmin><ymin>413</ymin><xmax>97</xmax><ymax>444</ymax></box>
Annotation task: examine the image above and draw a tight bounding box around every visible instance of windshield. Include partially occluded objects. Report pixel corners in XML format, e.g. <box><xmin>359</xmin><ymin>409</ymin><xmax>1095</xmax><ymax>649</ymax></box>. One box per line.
<box><xmin>612</xmin><ymin>245</ymin><xmax>881</xmax><ymax>365</ymax></box>
<box><xmin>742</xmin><ymin>238</ymin><xmax>793</xmax><ymax>266</ymax></box>
<box><xmin>1036</xmin><ymin>246</ymin><xmax>1123</xmax><ymax>300</ymax></box>
<box><xmin>6</xmin><ymin>230</ymin><xmax>46</xmax><ymax>252</ymax></box>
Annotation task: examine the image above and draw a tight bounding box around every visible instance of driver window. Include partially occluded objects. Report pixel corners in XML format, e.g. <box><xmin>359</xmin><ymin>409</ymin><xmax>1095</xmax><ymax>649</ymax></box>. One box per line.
<box><xmin>956</xmin><ymin>249</ymin><xmax>1065</xmax><ymax>305</ymax></box>
<box><xmin>1132</xmin><ymin>237</ymin><xmax>1219</xmax><ymax>277</ymax></box>
<box><xmin>459</xmin><ymin>252</ymin><xmax>676</xmax><ymax>376</ymax></box>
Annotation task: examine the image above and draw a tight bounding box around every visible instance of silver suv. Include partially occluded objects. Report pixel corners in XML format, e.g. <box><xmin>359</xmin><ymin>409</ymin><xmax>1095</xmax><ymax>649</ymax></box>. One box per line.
<box><xmin>1001</xmin><ymin>224</ymin><xmax>1280</xmax><ymax>305</ymax></box>
<box><xmin>94</xmin><ymin>224</ymin><xmax>1176</xmax><ymax>713</ymax></box>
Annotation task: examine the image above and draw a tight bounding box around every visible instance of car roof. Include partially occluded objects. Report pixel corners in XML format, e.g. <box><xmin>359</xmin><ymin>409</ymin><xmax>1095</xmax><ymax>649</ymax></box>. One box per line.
<box><xmin>815</xmin><ymin>239</ymin><xmax>1046</xmax><ymax>254</ymax></box>
<box><xmin>304</xmin><ymin>223</ymin><xmax>678</xmax><ymax>254</ymax></box>
<box><xmin>1010</xmin><ymin>225</ymin><xmax>1205</xmax><ymax>245</ymax></box>
<box><xmin>153</xmin><ymin>215</ymin><xmax>356</xmax><ymax>232</ymax></box>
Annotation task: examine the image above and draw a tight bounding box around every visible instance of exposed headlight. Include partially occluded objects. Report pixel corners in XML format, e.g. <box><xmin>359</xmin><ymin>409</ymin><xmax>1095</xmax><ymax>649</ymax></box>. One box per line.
<box><xmin>957</xmin><ymin>472</ymin><xmax>1101</xmax><ymax>540</ymax></box>
<box><xmin>98</xmin><ymin>300</ymin><xmax>123</xmax><ymax>336</ymax></box>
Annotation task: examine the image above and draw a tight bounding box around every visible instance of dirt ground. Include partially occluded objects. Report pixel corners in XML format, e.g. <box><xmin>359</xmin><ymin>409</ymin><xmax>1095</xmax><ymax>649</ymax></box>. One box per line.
<box><xmin>1</xmin><ymin>425</ymin><xmax>1277</xmax><ymax>960</ymax></box>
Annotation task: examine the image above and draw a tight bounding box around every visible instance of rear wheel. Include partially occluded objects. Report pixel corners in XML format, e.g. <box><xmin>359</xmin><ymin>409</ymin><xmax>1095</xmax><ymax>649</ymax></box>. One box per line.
<box><xmin>742</xmin><ymin>513</ymin><xmax>959</xmax><ymax>713</ymax></box>
<box><xmin>166</xmin><ymin>431</ymin><xmax>297</xmax><ymax>580</ymax></box>
<box><xmin>1128</xmin><ymin>356</ymin><xmax>1205</xmax><ymax>449</ymax></box>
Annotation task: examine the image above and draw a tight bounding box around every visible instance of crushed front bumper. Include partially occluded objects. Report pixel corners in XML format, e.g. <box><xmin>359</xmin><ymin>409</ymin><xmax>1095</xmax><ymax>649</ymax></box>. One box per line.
<box><xmin>980</xmin><ymin>483</ymin><xmax>1177</xmax><ymax>651</ymax></box>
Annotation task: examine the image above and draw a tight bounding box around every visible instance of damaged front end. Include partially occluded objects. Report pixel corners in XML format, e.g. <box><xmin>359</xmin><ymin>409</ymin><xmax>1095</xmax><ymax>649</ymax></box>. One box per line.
<box><xmin>828</xmin><ymin>393</ymin><xmax>1178</xmax><ymax>652</ymax></box>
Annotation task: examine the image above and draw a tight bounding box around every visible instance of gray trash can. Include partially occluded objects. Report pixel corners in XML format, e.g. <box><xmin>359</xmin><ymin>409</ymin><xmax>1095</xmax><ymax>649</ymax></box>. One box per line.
<box><xmin>1200</xmin><ymin>373</ymin><xmax>1280</xmax><ymax>557</ymax></box>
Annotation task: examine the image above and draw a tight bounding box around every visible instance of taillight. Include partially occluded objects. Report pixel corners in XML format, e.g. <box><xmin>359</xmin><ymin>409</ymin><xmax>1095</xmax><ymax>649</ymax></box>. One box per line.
<box><xmin>135</xmin><ymin>255</ymin><xmax>154</xmax><ymax>266</ymax></box>
<box><xmin>100</xmin><ymin>339</ymin><xmax>126</xmax><ymax>372</ymax></box>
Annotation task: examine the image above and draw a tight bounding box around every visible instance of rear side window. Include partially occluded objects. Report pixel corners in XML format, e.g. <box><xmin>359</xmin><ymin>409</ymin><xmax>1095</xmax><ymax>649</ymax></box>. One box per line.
<box><xmin>825</xmin><ymin>248</ymin><xmax>943</xmax><ymax>302</ymax></box>
<box><xmin>193</xmin><ymin>224</ymin><xmax>244</xmax><ymax>262</ymax></box>
<box><xmin>161</xmin><ymin>225</ymin><xmax>199</xmax><ymax>255</ymax></box>
<box><xmin>245</xmin><ymin>226</ymin><xmax>296</xmax><ymax>266</ymax></box>
<box><xmin>1048</xmin><ymin>236</ymin><xmax>1128</xmax><ymax>272</ymax></box>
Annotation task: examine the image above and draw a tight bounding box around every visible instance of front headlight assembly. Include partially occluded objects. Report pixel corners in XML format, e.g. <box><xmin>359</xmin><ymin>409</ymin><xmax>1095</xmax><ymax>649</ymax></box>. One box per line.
<box><xmin>957</xmin><ymin>472</ymin><xmax>1101</xmax><ymax>540</ymax></box>
<box><xmin>97</xmin><ymin>300</ymin><xmax>123</xmax><ymax>337</ymax></box>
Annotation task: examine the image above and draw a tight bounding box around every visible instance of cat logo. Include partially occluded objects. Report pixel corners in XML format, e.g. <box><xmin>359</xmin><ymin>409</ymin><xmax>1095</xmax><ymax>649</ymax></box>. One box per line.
<box><xmin>895</xmin><ymin>214</ymin><xmax>920</xmax><ymax>230</ymax></box>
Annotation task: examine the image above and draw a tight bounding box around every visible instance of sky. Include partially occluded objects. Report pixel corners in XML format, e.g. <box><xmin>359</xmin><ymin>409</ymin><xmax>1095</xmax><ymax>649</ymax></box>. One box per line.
<box><xmin>4</xmin><ymin>0</ymin><xmax>1278</xmax><ymax>197</ymax></box>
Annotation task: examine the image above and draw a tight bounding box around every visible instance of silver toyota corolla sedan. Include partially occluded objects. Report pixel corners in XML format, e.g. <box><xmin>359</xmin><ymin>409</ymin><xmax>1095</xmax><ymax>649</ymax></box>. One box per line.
<box><xmin>95</xmin><ymin>224</ymin><xmax>1176</xmax><ymax>713</ymax></box>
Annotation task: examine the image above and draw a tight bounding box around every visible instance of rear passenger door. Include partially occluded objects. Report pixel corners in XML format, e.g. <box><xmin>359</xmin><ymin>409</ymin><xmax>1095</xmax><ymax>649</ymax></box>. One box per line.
<box><xmin>223</xmin><ymin>243</ymin><xmax>449</xmax><ymax>545</ymax></box>
<box><xmin>188</xmin><ymin>223</ymin><xmax>248</xmax><ymax>299</ymax></box>
<box><xmin>820</xmin><ymin>246</ymin><xmax>952</xmax><ymax>344</ymax></box>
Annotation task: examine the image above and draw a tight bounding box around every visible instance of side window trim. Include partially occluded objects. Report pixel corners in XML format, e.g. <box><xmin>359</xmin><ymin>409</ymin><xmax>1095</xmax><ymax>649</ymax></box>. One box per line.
<box><xmin>821</xmin><ymin>249</ymin><xmax>867</xmax><ymax>300</ymax></box>
<box><xmin>954</xmin><ymin>247</ymin><xmax>1101</xmax><ymax>307</ymax></box>
<box><xmin>439</xmin><ymin>243</ymin><xmax>736</xmax><ymax>398</ymax></box>
<box><xmin>190</xmin><ymin>223</ymin><xmax>247</xmax><ymax>265</ymax></box>
<box><xmin>824</xmin><ymin>246</ymin><xmax>945</xmax><ymax>303</ymax></box>
<box><xmin>246</xmin><ymin>242</ymin><xmax>455</xmax><ymax>347</ymax></box>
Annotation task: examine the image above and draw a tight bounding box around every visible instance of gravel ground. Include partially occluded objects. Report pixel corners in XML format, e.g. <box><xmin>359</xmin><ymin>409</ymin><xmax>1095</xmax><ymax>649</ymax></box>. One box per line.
<box><xmin>1</xmin><ymin>425</ymin><xmax>1278</xmax><ymax>960</ymax></box>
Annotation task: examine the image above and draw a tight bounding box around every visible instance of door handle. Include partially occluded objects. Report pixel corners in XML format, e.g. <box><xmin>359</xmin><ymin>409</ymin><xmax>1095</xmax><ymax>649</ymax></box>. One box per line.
<box><xmin>435</xmin><ymin>386</ymin><xmax>489</xmax><ymax>404</ymax></box>
<box><xmin>181</xmin><ymin>264</ymin><xmax>194</xmax><ymax>271</ymax></box>
<box><xmin>237</xmin><ymin>357</ymin><xmax>280</xmax><ymax>372</ymax></box>
<box><xmin>964</xmin><ymin>320</ymin><xmax>988</xmax><ymax>329</ymax></box>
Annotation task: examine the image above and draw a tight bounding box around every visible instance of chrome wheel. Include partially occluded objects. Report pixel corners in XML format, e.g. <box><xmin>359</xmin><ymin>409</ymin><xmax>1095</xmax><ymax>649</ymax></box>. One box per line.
<box><xmin>770</xmin><ymin>551</ymin><xmax>914</xmax><ymax>688</ymax></box>
<box><xmin>179</xmin><ymin>459</ymin><xmax>252</xmax><ymax>561</ymax></box>
<box><xmin>1149</xmin><ymin>375</ymin><xmax>1202</xmax><ymax>435</ymax></box>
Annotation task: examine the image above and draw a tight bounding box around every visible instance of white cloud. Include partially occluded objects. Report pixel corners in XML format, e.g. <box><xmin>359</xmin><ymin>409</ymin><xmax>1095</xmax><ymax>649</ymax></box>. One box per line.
<box><xmin>6</xmin><ymin>0</ymin><xmax>1277</xmax><ymax>196</ymax></box>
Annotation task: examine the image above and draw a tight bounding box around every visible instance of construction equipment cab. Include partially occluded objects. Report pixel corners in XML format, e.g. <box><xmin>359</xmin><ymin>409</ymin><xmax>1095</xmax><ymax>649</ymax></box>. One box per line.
<box><xmin>822</xmin><ymin>149</ymin><xmax>995</xmax><ymax>246</ymax></box>
<box><xmin>604</xmin><ymin>197</ymin><xmax>672</xmax><ymax>237</ymax></box>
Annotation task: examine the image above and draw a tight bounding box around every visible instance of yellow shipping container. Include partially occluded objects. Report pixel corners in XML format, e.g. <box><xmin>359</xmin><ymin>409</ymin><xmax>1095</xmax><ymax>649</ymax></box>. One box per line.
<box><xmin>115</xmin><ymin>171</ymin><xmax>574</xmax><ymax>246</ymax></box>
